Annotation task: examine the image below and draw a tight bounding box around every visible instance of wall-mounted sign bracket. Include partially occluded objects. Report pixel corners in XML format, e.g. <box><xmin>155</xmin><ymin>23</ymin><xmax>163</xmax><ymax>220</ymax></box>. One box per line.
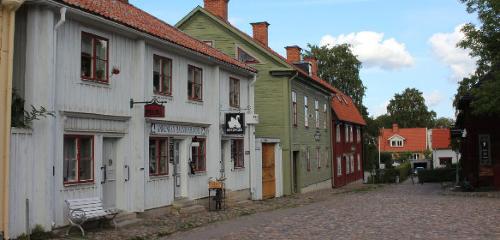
<box><xmin>130</xmin><ymin>97</ymin><xmax>168</xmax><ymax>109</ymax></box>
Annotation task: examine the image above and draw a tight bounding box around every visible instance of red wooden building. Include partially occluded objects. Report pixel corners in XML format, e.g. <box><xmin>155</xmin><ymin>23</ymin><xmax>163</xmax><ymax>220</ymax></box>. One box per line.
<box><xmin>457</xmin><ymin>95</ymin><xmax>500</xmax><ymax>189</ymax></box>
<box><xmin>331</xmin><ymin>92</ymin><xmax>366</xmax><ymax>187</ymax></box>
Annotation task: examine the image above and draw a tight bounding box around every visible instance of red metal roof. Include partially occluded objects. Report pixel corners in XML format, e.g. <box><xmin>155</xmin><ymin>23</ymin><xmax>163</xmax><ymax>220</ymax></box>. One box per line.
<box><xmin>432</xmin><ymin>128</ymin><xmax>451</xmax><ymax>150</ymax></box>
<box><xmin>379</xmin><ymin>125</ymin><xmax>427</xmax><ymax>152</ymax></box>
<box><xmin>331</xmin><ymin>91</ymin><xmax>366</xmax><ymax>126</ymax></box>
<box><xmin>57</xmin><ymin>0</ymin><xmax>256</xmax><ymax>73</ymax></box>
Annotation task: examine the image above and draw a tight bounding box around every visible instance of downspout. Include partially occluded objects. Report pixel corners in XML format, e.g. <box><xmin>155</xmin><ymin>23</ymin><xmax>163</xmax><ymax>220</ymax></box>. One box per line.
<box><xmin>248</xmin><ymin>73</ymin><xmax>256</xmax><ymax>198</ymax></box>
<box><xmin>51</xmin><ymin>6</ymin><xmax>66</xmax><ymax>229</ymax></box>
<box><xmin>1</xmin><ymin>1</ymin><xmax>24</xmax><ymax>239</ymax></box>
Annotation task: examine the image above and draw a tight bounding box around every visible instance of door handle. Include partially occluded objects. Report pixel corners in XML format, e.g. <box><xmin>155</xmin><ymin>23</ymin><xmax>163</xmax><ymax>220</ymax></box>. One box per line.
<box><xmin>125</xmin><ymin>165</ymin><xmax>130</xmax><ymax>182</ymax></box>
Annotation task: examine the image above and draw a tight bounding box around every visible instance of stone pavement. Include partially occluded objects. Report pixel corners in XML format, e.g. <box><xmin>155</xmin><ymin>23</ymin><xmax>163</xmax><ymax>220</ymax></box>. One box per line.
<box><xmin>165</xmin><ymin>181</ymin><xmax>500</xmax><ymax>240</ymax></box>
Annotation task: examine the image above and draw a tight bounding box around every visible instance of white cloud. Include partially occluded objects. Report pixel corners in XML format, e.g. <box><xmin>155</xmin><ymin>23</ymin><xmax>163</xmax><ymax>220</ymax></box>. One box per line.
<box><xmin>424</xmin><ymin>90</ymin><xmax>443</xmax><ymax>107</ymax></box>
<box><xmin>428</xmin><ymin>24</ymin><xmax>477</xmax><ymax>82</ymax></box>
<box><xmin>320</xmin><ymin>31</ymin><xmax>414</xmax><ymax>70</ymax></box>
<box><xmin>371</xmin><ymin>100</ymin><xmax>389</xmax><ymax>117</ymax></box>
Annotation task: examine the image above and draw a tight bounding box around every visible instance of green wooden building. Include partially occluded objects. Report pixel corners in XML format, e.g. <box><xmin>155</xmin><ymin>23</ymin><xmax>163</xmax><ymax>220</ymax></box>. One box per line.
<box><xmin>177</xmin><ymin>0</ymin><xmax>336</xmax><ymax>195</ymax></box>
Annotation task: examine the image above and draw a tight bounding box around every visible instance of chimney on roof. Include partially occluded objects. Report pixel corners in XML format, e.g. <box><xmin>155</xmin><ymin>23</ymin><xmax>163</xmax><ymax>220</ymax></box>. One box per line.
<box><xmin>250</xmin><ymin>22</ymin><xmax>270</xmax><ymax>46</ymax></box>
<box><xmin>204</xmin><ymin>0</ymin><xmax>230</xmax><ymax>21</ymax></box>
<box><xmin>304</xmin><ymin>56</ymin><xmax>318</xmax><ymax>77</ymax></box>
<box><xmin>285</xmin><ymin>45</ymin><xmax>302</xmax><ymax>63</ymax></box>
<box><xmin>392</xmin><ymin>123</ymin><xmax>399</xmax><ymax>132</ymax></box>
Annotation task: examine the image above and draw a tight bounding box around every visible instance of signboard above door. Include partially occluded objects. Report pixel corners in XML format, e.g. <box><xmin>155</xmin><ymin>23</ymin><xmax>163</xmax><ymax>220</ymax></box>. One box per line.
<box><xmin>225</xmin><ymin>113</ymin><xmax>245</xmax><ymax>135</ymax></box>
<box><xmin>145</xmin><ymin>103</ymin><xmax>165</xmax><ymax>118</ymax></box>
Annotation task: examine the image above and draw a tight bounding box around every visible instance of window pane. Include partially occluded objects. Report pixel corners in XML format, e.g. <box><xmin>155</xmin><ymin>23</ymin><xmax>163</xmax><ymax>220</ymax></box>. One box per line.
<box><xmin>194</xmin><ymin>68</ymin><xmax>202</xmax><ymax>85</ymax></box>
<box><xmin>63</xmin><ymin>138</ymin><xmax>77</xmax><ymax>182</ymax></box>
<box><xmin>81</xmin><ymin>35</ymin><xmax>92</xmax><ymax>78</ymax></box>
<box><xmin>199</xmin><ymin>140</ymin><xmax>206</xmax><ymax>171</ymax></box>
<box><xmin>81</xmin><ymin>35</ymin><xmax>92</xmax><ymax>55</ymax></box>
<box><xmin>96</xmin><ymin>59</ymin><xmax>107</xmax><ymax>81</ymax></box>
<box><xmin>159</xmin><ymin>139</ymin><xmax>168</xmax><ymax>175</ymax></box>
<box><xmin>95</xmin><ymin>39</ymin><xmax>107</xmax><ymax>60</ymax></box>
<box><xmin>188</xmin><ymin>82</ymin><xmax>193</xmax><ymax>99</ymax></box>
<box><xmin>194</xmin><ymin>84</ymin><xmax>202</xmax><ymax>99</ymax></box>
<box><xmin>79</xmin><ymin>138</ymin><xmax>93</xmax><ymax>181</ymax></box>
<box><xmin>162</xmin><ymin>59</ymin><xmax>171</xmax><ymax>94</ymax></box>
<box><xmin>153</xmin><ymin>57</ymin><xmax>160</xmax><ymax>92</ymax></box>
<box><xmin>149</xmin><ymin>139</ymin><xmax>157</xmax><ymax>175</ymax></box>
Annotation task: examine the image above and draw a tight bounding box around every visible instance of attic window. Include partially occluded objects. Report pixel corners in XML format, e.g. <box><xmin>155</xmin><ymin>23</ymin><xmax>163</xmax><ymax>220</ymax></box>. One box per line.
<box><xmin>203</xmin><ymin>40</ymin><xmax>214</xmax><ymax>47</ymax></box>
<box><xmin>390</xmin><ymin>139</ymin><xmax>404</xmax><ymax>147</ymax></box>
<box><xmin>237</xmin><ymin>47</ymin><xmax>259</xmax><ymax>64</ymax></box>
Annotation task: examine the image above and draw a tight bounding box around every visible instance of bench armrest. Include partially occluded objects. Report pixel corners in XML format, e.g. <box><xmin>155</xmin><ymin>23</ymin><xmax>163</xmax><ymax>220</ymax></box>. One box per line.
<box><xmin>69</xmin><ymin>209</ymin><xmax>87</xmax><ymax>224</ymax></box>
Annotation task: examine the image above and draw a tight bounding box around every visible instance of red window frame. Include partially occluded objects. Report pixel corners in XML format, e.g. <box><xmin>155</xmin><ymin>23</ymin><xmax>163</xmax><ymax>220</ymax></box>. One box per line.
<box><xmin>232</xmin><ymin>139</ymin><xmax>245</xmax><ymax>168</ymax></box>
<box><xmin>192</xmin><ymin>138</ymin><xmax>206</xmax><ymax>172</ymax></box>
<box><xmin>81</xmin><ymin>32</ymin><xmax>109</xmax><ymax>83</ymax></box>
<box><xmin>229</xmin><ymin>77</ymin><xmax>240</xmax><ymax>108</ymax></box>
<box><xmin>188</xmin><ymin>65</ymin><xmax>203</xmax><ymax>101</ymax></box>
<box><xmin>153</xmin><ymin>55</ymin><xmax>173</xmax><ymax>96</ymax></box>
<box><xmin>149</xmin><ymin>138</ymin><xmax>169</xmax><ymax>176</ymax></box>
<box><xmin>63</xmin><ymin>135</ymin><xmax>94</xmax><ymax>185</ymax></box>
<box><xmin>306</xmin><ymin>148</ymin><xmax>311</xmax><ymax>172</ymax></box>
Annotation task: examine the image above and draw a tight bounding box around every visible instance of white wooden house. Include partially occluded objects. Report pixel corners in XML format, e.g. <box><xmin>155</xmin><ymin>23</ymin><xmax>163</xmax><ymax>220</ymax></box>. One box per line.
<box><xmin>9</xmin><ymin>0</ymin><xmax>258</xmax><ymax>237</ymax></box>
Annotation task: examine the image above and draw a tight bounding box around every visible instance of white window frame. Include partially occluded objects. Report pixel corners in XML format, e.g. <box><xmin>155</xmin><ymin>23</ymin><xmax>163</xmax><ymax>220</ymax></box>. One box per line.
<box><xmin>357</xmin><ymin>127</ymin><xmax>361</xmax><ymax>143</ymax></box>
<box><xmin>316</xmin><ymin>147</ymin><xmax>321</xmax><ymax>169</ymax></box>
<box><xmin>315</xmin><ymin>100</ymin><xmax>320</xmax><ymax>128</ymax></box>
<box><xmin>357</xmin><ymin>153</ymin><xmax>361</xmax><ymax>171</ymax></box>
<box><xmin>304</xmin><ymin>96</ymin><xmax>309</xmax><ymax>128</ymax></box>
<box><xmin>337</xmin><ymin>156</ymin><xmax>342</xmax><ymax>176</ymax></box>
<box><xmin>351</xmin><ymin>155</ymin><xmax>355</xmax><ymax>173</ymax></box>
<box><xmin>292</xmin><ymin>91</ymin><xmax>297</xmax><ymax>127</ymax></box>
<box><xmin>336</xmin><ymin>124</ymin><xmax>341</xmax><ymax>143</ymax></box>
<box><xmin>349</xmin><ymin>125</ymin><xmax>354</xmax><ymax>142</ymax></box>
<box><xmin>345</xmin><ymin>125</ymin><xmax>349</xmax><ymax>143</ymax></box>
<box><xmin>346</xmin><ymin>155</ymin><xmax>350</xmax><ymax>174</ymax></box>
<box><xmin>323</xmin><ymin>104</ymin><xmax>327</xmax><ymax>129</ymax></box>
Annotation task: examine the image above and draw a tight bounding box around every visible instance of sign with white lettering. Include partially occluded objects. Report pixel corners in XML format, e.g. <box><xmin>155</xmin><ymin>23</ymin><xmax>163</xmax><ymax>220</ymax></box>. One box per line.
<box><xmin>151</xmin><ymin>123</ymin><xmax>208</xmax><ymax>136</ymax></box>
<box><xmin>225</xmin><ymin>113</ymin><xmax>245</xmax><ymax>134</ymax></box>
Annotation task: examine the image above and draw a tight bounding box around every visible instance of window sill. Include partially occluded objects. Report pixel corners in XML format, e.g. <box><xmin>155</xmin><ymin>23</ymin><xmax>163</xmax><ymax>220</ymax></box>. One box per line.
<box><xmin>79</xmin><ymin>81</ymin><xmax>111</xmax><ymax>89</ymax></box>
<box><xmin>232</xmin><ymin>167</ymin><xmax>245</xmax><ymax>172</ymax></box>
<box><xmin>187</xmin><ymin>100</ymin><xmax>204</xmax><ymax>105</ymax></box>
<box><xmin>190</xmin><ymin>171</ymin><xmax>207</xmax><ymax>177</ymax></box>
<box><xmin>63</xmin><ymin>181</ymin><xmax>95</xmax><ymax>188</ymax></box>
<box><xmin>149</xmin><ymin>175</ymin><xmax>170</xmax><ymax>182</ymax></box>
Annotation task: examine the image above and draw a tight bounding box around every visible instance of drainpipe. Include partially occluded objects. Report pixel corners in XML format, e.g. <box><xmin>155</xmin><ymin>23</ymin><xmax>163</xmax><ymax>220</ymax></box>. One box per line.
<box><xmin>1</xmin><ymin>1</ymin><xmax>26</xmax><ymax>238</ymax></box>
<box><xmin>50</xmin><ymin>6</ymin><xmax>66</xmax><ymax>230</ymax></box>
<box><xmin>247</xmin><ymin>73</ymin><xmax>256</xmax><ymax>198</ymax></box>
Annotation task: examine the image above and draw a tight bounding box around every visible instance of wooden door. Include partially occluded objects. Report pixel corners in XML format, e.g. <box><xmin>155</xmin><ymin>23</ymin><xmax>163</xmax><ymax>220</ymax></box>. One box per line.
<box><xmin>262</xmin><ymin>143</ymin><xmax>276</xmax><ymax>199</ymax></box>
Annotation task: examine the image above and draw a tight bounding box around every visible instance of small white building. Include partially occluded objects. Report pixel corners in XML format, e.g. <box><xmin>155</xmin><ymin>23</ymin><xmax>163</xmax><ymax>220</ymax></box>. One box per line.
<box><xmin>429</xmin><ymin>129</ymin><xmax>459</xmax><ymax>168</ymax></box>
<box><xmin>8</xmin><ymin>0</ymin><xmax>264</xmax><ymax>237</ymax></box>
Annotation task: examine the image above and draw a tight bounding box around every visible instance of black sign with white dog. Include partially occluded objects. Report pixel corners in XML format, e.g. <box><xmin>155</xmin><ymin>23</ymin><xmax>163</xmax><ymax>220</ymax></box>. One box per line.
<box><xmin>225</xmin><ymin>113</ymin><xmax>245</xmax><ymax>134</ymax></box>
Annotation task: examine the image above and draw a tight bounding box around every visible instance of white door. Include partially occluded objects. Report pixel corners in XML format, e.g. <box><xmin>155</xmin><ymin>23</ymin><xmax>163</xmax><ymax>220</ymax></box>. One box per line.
<box><xmin>173</xmin><ymin>140</ymin><xmax>181</xmax><ymax>199</ymax></box>
<box><xmin>102</xmin><ymin>138</ymin><xmax>117</xmax><ymax>208</ymax></box>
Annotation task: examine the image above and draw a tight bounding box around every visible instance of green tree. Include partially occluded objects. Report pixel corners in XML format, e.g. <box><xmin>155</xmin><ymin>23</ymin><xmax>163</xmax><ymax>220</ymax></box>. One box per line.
<box><xmin>433</xmin><ymin>117</ymin><xmax>455</xmax><ymax>128</ymax></box>
<box><xmin>387</xmin><ymin>88</ymin><xmax>436</xmax><ymax>128</ymax></box>
<box><xmin>305</xmin><ymin>44</ymin><xmax>366</xmax><ymax>108</ymax></box>
<box><xmin>454</xmin><ymin>0</ymin><xmax>500</xmax><ymax>115</ymax></box>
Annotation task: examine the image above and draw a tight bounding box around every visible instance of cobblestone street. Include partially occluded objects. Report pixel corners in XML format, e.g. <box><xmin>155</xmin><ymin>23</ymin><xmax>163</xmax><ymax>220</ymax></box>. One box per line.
<box><xmin>165</xmin><ymin>182</ymin><xmax>500</xmax><ymax>240</ymax></box>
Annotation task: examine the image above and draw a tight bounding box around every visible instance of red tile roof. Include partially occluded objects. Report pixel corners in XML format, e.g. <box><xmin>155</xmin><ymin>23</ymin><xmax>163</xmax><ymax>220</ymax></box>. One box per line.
<box><xmin>57</xmin><ymin>0</ymin><xmax>256</xmax><ymax>73</ymax></box>
<box><xmin>432</xmin><ymin>128</ymin><xmax>451</xmax><ymax>150</ymax></box>
<box><xmin>331</xmin><ymin>91</ymin><xmax>366</xmax><ymax>126</ymax></box>
<box><xmin>379</xmin><ymin>126</ymin><xmax>427</xmax><ymax>152</ymax></box>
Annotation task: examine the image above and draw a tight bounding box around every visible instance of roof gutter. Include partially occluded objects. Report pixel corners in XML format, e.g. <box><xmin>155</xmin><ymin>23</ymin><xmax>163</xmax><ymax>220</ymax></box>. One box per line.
<box><xmin>28</xmin><ymin>0</ymin><xmax>256</xmax><ymax>77</ymax></box>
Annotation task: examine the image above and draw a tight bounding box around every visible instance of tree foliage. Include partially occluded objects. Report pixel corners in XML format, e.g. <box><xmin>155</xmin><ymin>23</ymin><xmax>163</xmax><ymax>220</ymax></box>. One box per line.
<box><xmin>454</xmin><ymin>0</ymin><xmax>500</xmax><ymax>115</ymax></box>
<box><xmin>386</xmin><ymin>88</ymin><xmax>436</xmax><ymax>128</ymax></box>
<box><xmin>433</xmin><ymin>117</ymin><xmax>455</xmax><ymax>128</ymax></box>
<box><xmin>305</xmin><ymin>44</ymin><xmax>366</xmax><ymax>108</ymax></box>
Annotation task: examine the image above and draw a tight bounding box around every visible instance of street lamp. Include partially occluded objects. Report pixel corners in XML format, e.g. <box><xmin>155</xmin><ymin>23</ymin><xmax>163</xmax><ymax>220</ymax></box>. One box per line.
<box><xmin>451</xmin><ymin>128</ymin><xmax>467</xmax><ymax>187</ymax></box>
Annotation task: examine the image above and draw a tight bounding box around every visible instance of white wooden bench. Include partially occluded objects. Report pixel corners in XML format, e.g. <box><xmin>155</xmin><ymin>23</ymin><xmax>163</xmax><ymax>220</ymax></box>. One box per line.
<box><xmin>65</xmin><ymin>198</ymin><xmax>119</xmax><ymax>236</ymax></box>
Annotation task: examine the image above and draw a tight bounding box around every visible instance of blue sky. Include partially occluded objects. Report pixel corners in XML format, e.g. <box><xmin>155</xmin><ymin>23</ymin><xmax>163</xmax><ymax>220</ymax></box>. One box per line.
<box><xmin>130</xmin><ymin>0</ymin><xmax>478</xmax><ymax>119</ymax></box>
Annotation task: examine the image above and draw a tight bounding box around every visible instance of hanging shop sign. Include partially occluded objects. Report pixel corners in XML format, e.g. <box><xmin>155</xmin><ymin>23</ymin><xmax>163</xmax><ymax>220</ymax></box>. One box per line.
<box><xmin>225</xmin><ymin>113</ymin><xmax>245</xmax><ymax>135</ymax></box>
<box><xmin>144</xmin><ymin>103</ymin><xmax>165</xmax><ymax>118</ymax></box>
<box><xmin>151</xmin><ymin>123</ymin><xmax>207</xmax><ymax>136</ymax></box>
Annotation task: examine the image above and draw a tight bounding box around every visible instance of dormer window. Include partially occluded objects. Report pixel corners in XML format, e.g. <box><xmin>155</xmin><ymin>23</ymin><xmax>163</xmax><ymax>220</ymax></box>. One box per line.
<box><xmin>390</xmin><ymin>139</ymin><xmax>404</xmax><ymax>147</ymax></box>
<box><xmin>237</xmin><ymin>47</ymin><xmax>259</xmax><ymax>64</ymax></box>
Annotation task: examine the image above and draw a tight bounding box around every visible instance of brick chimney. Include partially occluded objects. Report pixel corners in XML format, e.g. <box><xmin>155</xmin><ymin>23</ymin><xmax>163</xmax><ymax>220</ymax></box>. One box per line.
<box><xmin>204</xmin><ymin>0</ymin><xmax>230</xmax><ymax>21</ymax></box>
<box><xmin>304</xmin><ymin>56</ymin><xmax>318</xmax><ymax>77</ymax></box>
<box><xmin>250</xmin><ymin>22</ymin><xmax>270</xmax><ymax>46</ymax></box>
<box><xmin>285</xmin><ymin>46</ymin><xmax>302</xmax><ymax>63</ymax></box>
<box><xmin>392</xmin><ymin>123</ymin><xmax>399</xmax><ymax>132</ymax></box>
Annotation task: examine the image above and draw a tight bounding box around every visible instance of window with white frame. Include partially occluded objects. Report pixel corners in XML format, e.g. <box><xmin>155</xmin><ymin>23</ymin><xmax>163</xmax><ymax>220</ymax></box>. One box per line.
<box><xmin>349</xmin><ymin>125</ymin><xmax>354</xmax><ymax>142</ymax></box>
<box><xmin>315</xmin><ymin>100</ymin><xmax>320</xmax><ymax>128</ymax></box>
<box><xmin>229</xmin><ymin>77</ymin><xmax>240</xmax><ymax>108</ymax></box>
<box><xmin>345</xmin><ymin>125</ymin><xmax>349</xmax><ymax>143</ymax></box>
<box><xmin>149</xmin><ymin>138</ymin><xmax>169</xmax><ymax>176</ymax></box>
<box><xmin>336</xmin><ymin>124</ymin><xmax>341</xmax><ymax>142</ymax></box>
<box><xmin>357</xmin><ymin>154</ymin><xmax>361</xmax><ymax>171</ymax></box>
<box><xmin>316</xmin><ymin>147</ymin><xmax>321</xmax><ymax>169</ymax></box>
<box><xmin>337</xmin><ymin>156</ymin><xmax>342</xmax><ymax>176</ymax></box>
<box><xmin>357</xmin><ymin>127</ymin><xmax>361</xmax><ymax>143</ymax></box>
<box><xmin>292</xmin><ymin>91</ymin><xmax>297</xmax><ymax>127</ymax></box>
<box><xmin>306</xmin><ymin>147</ymin><xmax>311</xmax><ymax>171</ymax></box>
<box><xmin>64</xmin><ymin>135</ymin><xmax>94</xmax><ymax>184</ymax></box>
<box><xmin>304</xmin><ymin>96</ymin><xmax>309</xmax><ymax>127</ymax></box>
<box><xmin>345</xmin><ymin>155</ymin><xmax>350</xmax><ymax>174</ymax></box>
<box><xmin>390</xmin><ymin>139</ymin><xmax>404</xmax><ymax>147</ymax></box>
<box><xmin>412</xmin><ymin>153</ymin><xmax>419</xmax><ymax>160</ymax></box>
<box><xmin>350</xmin><ymin>155</ymin><xmax>355</xmax><ymax>173</ymax></box>
<box><xmin>323</xmin><ymin>104</ymin><xmax>327</xmax><ymax>129</ymax></box>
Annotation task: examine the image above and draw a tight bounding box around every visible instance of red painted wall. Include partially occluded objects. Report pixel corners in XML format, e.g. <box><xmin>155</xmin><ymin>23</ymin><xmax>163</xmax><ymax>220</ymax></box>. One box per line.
<box><xmin>332</xmin><ymin>121</ymin><xmax>363</xmax><ymax>188</ymax></box>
